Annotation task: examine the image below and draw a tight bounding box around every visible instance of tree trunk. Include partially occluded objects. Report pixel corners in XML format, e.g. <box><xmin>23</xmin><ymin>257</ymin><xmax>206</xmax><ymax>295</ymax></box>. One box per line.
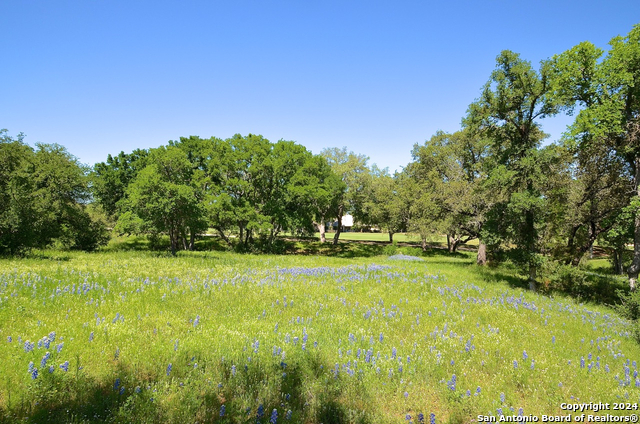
<box><xmin>477</xmin><ymin>241</ymin><xmax>487</xmax><ymax>265</ymax></box>
<box><xmin>421</xmin><ymin>236</ymin><xmax>427</xmax><ymax>252</ymax></box>
<box><xmin>448</xmin><ymin>237</ymin><xmax>459</xmax><ymax>253</ymax></box>
<box><xmin>333</xmin><ymin>209</ymin><xmax>343</xmax><ymax>246</ymax></box>
<box><xmin>189</xmin><ymin>231</ymin><xmax>195</xmax><ymax>251</ymax></box>
<box><xmin>389</xmin><ymin>232</ymin><xmax>393</xmax><ymax>243</ymax></box>
<box><xmin>169</xmin><ymin>228</ymin><xmax>177</xmax><ymax>256</ymax></box>
<box><xmin>446</xmin><ymin>234</ymin><xmax>451</xmax><ymax>251</ymax></box>
<box><xmin>315</xmin><ymin>217</ymin><xmax>326</xmax><ymax>243</ymax></box>
<box><xmin>628</xmin><ymin>156</ymin><xmax>640</xmax><ymax>291</ymax></box>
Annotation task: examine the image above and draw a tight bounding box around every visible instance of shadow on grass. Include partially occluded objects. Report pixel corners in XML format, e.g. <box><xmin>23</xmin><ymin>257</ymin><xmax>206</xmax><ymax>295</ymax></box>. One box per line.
<box><xmin>4</xmin><ymin>354</ymin><xmax>373</xmax><ymax>424</ymax></box>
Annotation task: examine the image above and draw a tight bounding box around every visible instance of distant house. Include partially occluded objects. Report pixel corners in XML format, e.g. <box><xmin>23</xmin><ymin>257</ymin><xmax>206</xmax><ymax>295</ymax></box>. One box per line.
<box><xmin>328</xmin><ymin>214</ymin><xmax>354</xmax><ymax>232</ymax></box>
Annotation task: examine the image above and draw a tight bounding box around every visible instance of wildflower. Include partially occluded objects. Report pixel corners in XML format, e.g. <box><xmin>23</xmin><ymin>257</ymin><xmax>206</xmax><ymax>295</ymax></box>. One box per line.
<box><xmin>31</xmin><ymin>368</ymin><xmax>38</xmax><ymax>380</ymax></box>
<box><xmin>404</xmin><ymin>391</ymin><xmax>409</xmax><ymax>398</ymax></box>
<box><xmin>513</xmin><ymin>360</ymin><xmax>518</xmax><ymax>369</ymax></box>
<box><xmin>270</xmin><ymin>408</ymin><xmax>278</xmax><ymax>423</ymax></box>
<box><xmin>56</xmin><ymin>343</ymin><xmax>63</xmax><ymax>353</ymax></box>
<box><xmin>119</xmin><ymin>387</ymin><xmax>125</xmax><ymax>395</ymax></box>
<box><xmin>580</xmin><ymin>357</ymin><xmax>585</xmax><ymax>368</ymax></box>
<box><xmin>231</xmin><ymin>365</ymin><xmax>236</xmax><ymax>376</ymax></box>
<box><xmin>418</xmin><ymin>413</ymin><xmax>425</xmax><ymax>423</ymax></box>
<box><xmin>500</xmin><ymin>392</ymin><xmax>505</xmax><ymax>403</ymax></box>
<box><xmin>135</xmin><ymin>386</ymin><xmax>141</xmax><ymax>393</ymax></box>
<box><xmin>7</xmin><ymin>336</ymin><xmax>11</xmax><ymax>343</ymax></box>
<box><xmin>220</xmin><ymin>405</ymin><xmax>225</xmax><ymax>417</ymax></box>
<box><xmin>430</xmin><ymin>413</ymin><xmax>436</xmax><ymax>424</ymax></box>
<box><xmin>193</xmin><ymin>315</ymin><xmax>200</xmax><ymax>327</ymax></box>
<box><xmin>60</xmin><ymin>361</ymin><xmax>69</xmax><ymax>372</ymax></box>
<box><xmin>552</xmin><ymin>336</ymin><xmax>556</xmax><ymax>344</ymax></box>
<box><xmin>476</xmin><ymin>386</ymin><xmax>481</xmax><ymax>395</ymax></box>
<box><xmin>89</xmin><ymin>332</ymin><xmax>94</xmax><ymax>342</ymax></box>
<box><xmin>166</xmin><ymin>363</ymin><xmax>172</xmax><ymax>376</ymax></box>
<box><xmin>531</xmin><ymin>359</ymin><xmax>535</xmax><ymax>370</ymax></box>
<box><xmin>523</xmin><ymin>350</ymin><xmax>528</xmax><ymax>360</ymax></box>
<box><xmin>286</xmin><ymin>410</ymin><xmax>292</xmax><ymax>420</ymax></box>
<box><xmin>257</xmin><ymin>404</ymin><xmax>264</xmax><ymax>419</ymax></box>
<box><xmin>28</xmin><ymin>362</ymin><xmax>34</xmax><ymax>373</ymax></box>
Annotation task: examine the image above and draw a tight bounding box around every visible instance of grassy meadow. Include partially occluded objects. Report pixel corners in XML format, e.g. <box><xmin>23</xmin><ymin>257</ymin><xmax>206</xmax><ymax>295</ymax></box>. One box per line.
<box><xmin>0</xmin><ymin>239</ymin><xmax>638</xmax><ymax>423</ymax></box>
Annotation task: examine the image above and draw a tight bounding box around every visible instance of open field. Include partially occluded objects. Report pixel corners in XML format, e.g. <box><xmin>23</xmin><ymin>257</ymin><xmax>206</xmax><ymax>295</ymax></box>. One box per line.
<box><xmin>0</xmin><ymin>246</ymin><xmax>638</xmax><ymax>423</ymax></box>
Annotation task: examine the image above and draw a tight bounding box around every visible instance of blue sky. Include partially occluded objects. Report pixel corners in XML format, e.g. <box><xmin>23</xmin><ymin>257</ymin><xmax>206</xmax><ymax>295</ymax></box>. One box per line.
<box><xmin>2</xmin><ymin>1</ymin><xmax>639</xmax><ymax>172</ymax></box>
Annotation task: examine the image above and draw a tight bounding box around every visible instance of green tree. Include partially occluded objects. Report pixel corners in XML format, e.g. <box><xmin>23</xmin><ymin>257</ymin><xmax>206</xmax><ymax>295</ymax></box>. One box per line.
<box><xmin>363</xmin><ymin>167</ymin><xmax>408</xmax><ymax>243</ymax></box>
<box><xmin>320</xmin><ymin>147</ymin><xmax>370</xmax><ymax>245</ymax></box>
<box><xmin>550</xmin><ymin>25</ymin><xmax>640</xmax><ymax>288</ymax></box>
<box><xmin>0</xmin><ymin>130</ymin><xmax>107</xmax><ymax>253</ymax></box>
<box><xmin>465</xmin><ymin>50</ymin><xmax>559</xmax><ymax>290</ymax></box>
<box><xmin>119</xmin><ymin>146</ymin><xmax>207</xmax><ymax>255</ymax></box>
<box><xmin>92</xmin><ymin>149</ymin><xmax>149</xmax><ymax>218</ymax></box>
<box><xmin>409</xmin><ymin>129</ymin><xmax>490</xmax><ymax>256</ymax></box>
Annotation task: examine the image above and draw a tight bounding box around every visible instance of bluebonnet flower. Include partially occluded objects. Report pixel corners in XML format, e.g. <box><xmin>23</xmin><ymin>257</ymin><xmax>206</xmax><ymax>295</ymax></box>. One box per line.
<box><xmin>513</xmin><ymin>360</ymin><xmax>518</xmax><ymax>369</ymax></box>
<box><xmin>285</xmin><ymin>410</ymin><xmax>292</xmax><ymax>420</ymax></box>
<box><xmin>418</xmin><ymin>413</ymin><xmax>425</xmax><ymax>423</ymax></box>
<box><xmin>270</xmin><ymin>408</ymin><xmax>278</xmax><ymax>423</ymax></box>
<box><xmin>56</xmin><ymin>343</ymin><xmax>63</xmax><ymax>353</ymax></box>
<box><xmin>404</xmin><ymin>391</ymin><xmax>409</xmax><ymax>398</ymax></box>
<box><xmin>119</xmin><ymin>386</ymin><xmax>125</xmax><ymax>395</ymax></box>
<box><xmin>31</xmin><ymin>368</ymin><xmax>38</xmax><ymax>379</ymax></box>
<box><xmin>580</xmin><ymin>357</ymin><xmax>585</xmax><ymax>368</ymax></box>
<box><xmin>7</xmin><ymin>336</ymin><xmax>11</xmax><ymax>343</ymax></box>
<box><xmin>231</xmin><ymin>365</ymin><xmax>236</xmax><ymax>376</ymax></box>
<box><xmin>552</xmin><ymin>336</ymin><xmax>556</xmax><ymax>344</ymax></box>
<box><xmin>193</xmin><ymin>315</ymin><xmax>200</xmax><ymax>327</ymax></box>
<box><xmin>135</xmin><ymin>386</ymin><xmax>141</xmax><ymax>393</ymax></box>
<box><xmin>523</xmin><ymin>350</ymin><xmax>528</xmax><ymax>360</ymax></box>
<box><xmin>166</xmin><ymin>363</ymin><xmax>172</xmax><ymax>376</ymax></box>
<box><xmin>220</xmin><ymin>405</ymin><xmax>225</xmax><ymax>417</ymax></box>
<box><xmin>174</xmin><ymin>339</ymin><xmax>179</xmax><ymax>351</ymax></box>
<box><xmin>392</xmin><ymin>347</ymin><xmax>397</xmax><ymax>359</ymax></box>
<box><xmin>448</xmin><ymin>374</ymin><xmax>456</xmax><ymax>391</ymax></box>
<box><xmin>518</xmin><ymin>408</ymin><xmax>524</xmax><ymax>417</ymax></box>
<box><xmin>60</xmin><ymin>361</ymin><xmax>69</xmax><ymax>372</ymax></box>
<box><xmin>49</xmin><ymin>365</ymin><xmax>54</xmax><ymax>373</ymax></box>
<box><xmin>500</xmin><ymin>392</ymin><xmax>505</xmax><ymax>403</ymax></box>
<box><xmin>497</xmin><ymin>408</ymin><xmax>503</xmax><ymax>416</ymax></box>
<box><xmin>257</xmin><ymin>404</ymin><xmax>264</xmax><ymax>419</ymax></box>
<box><xmin>430</xmin><ymin>413</ymin><xmax>436</xmax><ymax>424</ymax></box>
<box><xmin>41</xmin><ymin>352</ymin><xmax>50</xmax><ymax>368</ymax></box>
<box><xmin>476</xmin><ymin>386</ymin><xmax>481</xmax><ymax>395</ymax></box>
<box><xmin>114</xmin><ymin>378</ymin><xmax>121</xmax><ymax>391</ymax></box>
<box><xmin>531</xmin><ymin>359</ymin><xmax>535</xmax><ymax>370</ymax></box>
<box><xmin>28</xmin><ymin>362</ymin><xmax>34</xmax><ymax>373</ymax></box>
<box><xmin>380</xmin><ymin>333</ymin><xmax>384</xmax><ymax>343</ymax></box>
<box><xmin>89</xmin><ymin>332</ymin><xmax>94</xmax><ymax>342</ymax></box>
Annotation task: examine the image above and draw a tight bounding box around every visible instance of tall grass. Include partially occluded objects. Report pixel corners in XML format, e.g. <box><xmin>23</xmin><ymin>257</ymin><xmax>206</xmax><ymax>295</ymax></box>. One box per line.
<box><xmin>0</xmin><ymin>248</ymin><xmax>638</xmax><ymax>423</ymax></box>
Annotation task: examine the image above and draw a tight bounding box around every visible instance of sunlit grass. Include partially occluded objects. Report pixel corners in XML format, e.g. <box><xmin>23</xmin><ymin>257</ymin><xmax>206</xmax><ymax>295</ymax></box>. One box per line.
<box><xmin>0</xmin><ymin>246</ymin><xmax>638</xmax><ymax>423</ymax></box>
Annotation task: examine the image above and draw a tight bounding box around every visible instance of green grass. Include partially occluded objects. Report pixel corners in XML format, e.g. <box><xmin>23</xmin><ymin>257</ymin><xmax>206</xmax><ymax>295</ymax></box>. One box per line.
<box><xmin>0</xmin><ymin>245</ymin><xmax>638</xmax><ymax>423</ymax></box>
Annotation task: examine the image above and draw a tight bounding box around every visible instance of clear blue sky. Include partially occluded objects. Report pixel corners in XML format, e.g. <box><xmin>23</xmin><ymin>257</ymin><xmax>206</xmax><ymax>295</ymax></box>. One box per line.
<box><xmin>2</xmin><ymin>1</ymin><xmax>639</xmax><ymax>172</ymax></box>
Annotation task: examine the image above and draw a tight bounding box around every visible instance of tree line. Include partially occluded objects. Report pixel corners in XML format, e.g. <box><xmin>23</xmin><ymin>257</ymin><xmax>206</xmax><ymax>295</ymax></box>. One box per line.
<box><xmin>1</xmin><ymin>24</ymin><xmax>638</xmax><ymax>291</ymax></box>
